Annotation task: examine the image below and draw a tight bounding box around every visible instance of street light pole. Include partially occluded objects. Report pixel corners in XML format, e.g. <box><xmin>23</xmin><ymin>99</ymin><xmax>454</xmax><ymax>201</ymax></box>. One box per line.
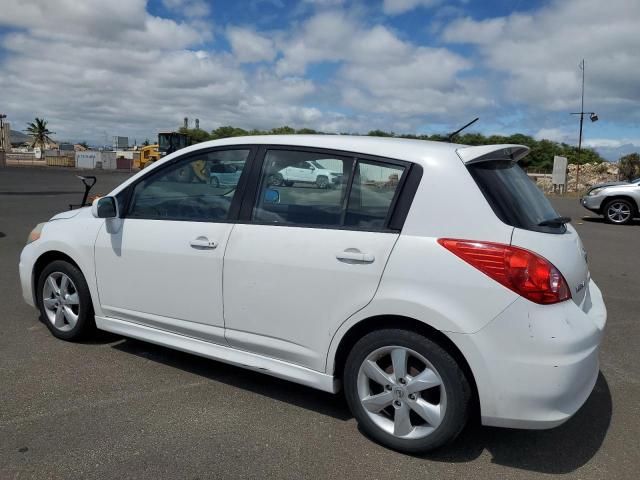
<box><xmin>0</xmin><ymin>113</ymin><xmax>6</xmax><ymax>150</ymax></box>
<box><xmin>570</xmin><ymin>59</ymin><xmax>598</xmax><ymax>191</ymax></box>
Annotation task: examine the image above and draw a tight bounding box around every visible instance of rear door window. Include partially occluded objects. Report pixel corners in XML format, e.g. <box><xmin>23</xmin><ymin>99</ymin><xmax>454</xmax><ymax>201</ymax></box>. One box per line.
<box><xmin>345</xmin><ymin>161</ymin><xmax>406</xmax><ymax>229</ymax></box>
<box><xmin>467</xmin><ymin>160</ymin><xmax>565</xmax><ymax>233</ymax></box>
<box><xmin>250</xmin><ymin>149</ymin><xmax>408</xmax><ymax>231</ymax></box>
<box><xmin>253</xmin><ymin>150</ymin><xmax>353</xmax><ymax>227</ymax></box>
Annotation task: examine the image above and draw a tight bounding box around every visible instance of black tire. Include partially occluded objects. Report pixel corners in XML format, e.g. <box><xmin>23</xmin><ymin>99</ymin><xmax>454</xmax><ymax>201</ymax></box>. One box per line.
<box><xmin>316</xmin><ymin>175</ymin><xmax>329</xmax><ymax>189</ymax></box>
<box><xmin>284</xmin><ymin>180</ymin><xmax>294</xmax><ymax>187</ymax></box>
<box><xmin>344</xmin><ymin>329</ymin><xmax>471</xmax><ymax>453</ymax></box>
<box><xmin>603</xmin><ymin>198</ymin><xmax>635</xmax><ymax>225</ymax></box>
<box><xmin>36</xmin><ymin>260</ymin><xmax>96</xmax><ymax>341</ymax></box>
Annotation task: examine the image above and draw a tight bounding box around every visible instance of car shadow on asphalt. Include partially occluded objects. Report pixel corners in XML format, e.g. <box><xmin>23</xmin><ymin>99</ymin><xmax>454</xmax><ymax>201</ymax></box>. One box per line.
<box><xmin>112</xmin><ymin>338</ymin><xmax>611</xmax><ymax>474</ymax></box>
<box><xmin>410</xmin><ymin>371</ymin><xmax>612</xmax><ymax>473</ymax></box>
<box><xmin>581</xmin><ymin>216</ymin><xmax>640</xmax><ymax>225</ymax></box>
<box><xmin>111</xmin><ymin>337</ymin><xmax>352</xmax><ymax>421</ymax></box>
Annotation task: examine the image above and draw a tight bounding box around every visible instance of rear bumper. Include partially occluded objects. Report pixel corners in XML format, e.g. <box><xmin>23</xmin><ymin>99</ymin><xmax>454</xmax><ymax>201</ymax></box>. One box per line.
<box><xmin>448</xmin><ymin>279</ymin><xmax>606</xmax><ymax>429</ymax></box>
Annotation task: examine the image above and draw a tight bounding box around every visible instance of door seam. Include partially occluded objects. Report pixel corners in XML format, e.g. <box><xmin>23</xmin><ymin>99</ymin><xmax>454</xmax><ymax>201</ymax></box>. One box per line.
<box><xmin>222</xmin><ymin>223</ymin><xmax>237</xmax><ymax>344</ymax></box>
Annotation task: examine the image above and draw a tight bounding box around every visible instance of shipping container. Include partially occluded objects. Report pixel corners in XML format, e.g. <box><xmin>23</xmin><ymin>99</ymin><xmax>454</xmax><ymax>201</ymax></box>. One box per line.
<box><xmin>75</xmin><ymin>151</ymin><xmax>117</xmax><ymax>169</ymax></box>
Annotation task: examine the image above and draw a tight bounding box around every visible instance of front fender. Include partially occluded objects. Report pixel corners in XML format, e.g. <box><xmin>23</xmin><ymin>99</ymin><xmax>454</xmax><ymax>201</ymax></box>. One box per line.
<box><xmin>30</xmin><ymin>213</ymin><xmax>104</xmax><ymax>316</ymax></box>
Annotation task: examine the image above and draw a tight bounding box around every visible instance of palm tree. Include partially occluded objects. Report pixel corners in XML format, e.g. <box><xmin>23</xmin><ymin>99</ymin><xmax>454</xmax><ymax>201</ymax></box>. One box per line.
<box><xmin>25</xmin><ymin>117</ymin><xmax>55</xmax><ymax>150</ymax></box>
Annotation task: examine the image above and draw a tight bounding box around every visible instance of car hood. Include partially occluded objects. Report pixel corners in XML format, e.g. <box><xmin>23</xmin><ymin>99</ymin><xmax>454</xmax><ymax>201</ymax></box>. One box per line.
<box><xmin>587</xmin><ymin>181</ymin><xmax>629</xmax><ymax>191</ymax></box>
<box><xmin>49</xmin><ymin>206</ymin><xmax>91</xmax><ymax>222</ymax></box>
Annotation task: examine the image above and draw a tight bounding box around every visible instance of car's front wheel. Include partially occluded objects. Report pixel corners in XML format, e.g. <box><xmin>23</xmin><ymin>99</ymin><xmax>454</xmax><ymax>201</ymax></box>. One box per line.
<box><xmin>37</xmin><ymin>260</ymin><xmax>96</xmax><ymax>341</ymax></box>
<box><xmin>604</xmin><ymin>198</ymin><xmax>634</xmax><ymax>225</ymax></box>
<box><xmin>344</xmin><ymin>329</ymin><xmax>470</xmax><ymax>453</ymax></box>
<box><xmin>316</xmin><ymin>175</ymin><xmax>329</xmax><ymax>189</ymax></box>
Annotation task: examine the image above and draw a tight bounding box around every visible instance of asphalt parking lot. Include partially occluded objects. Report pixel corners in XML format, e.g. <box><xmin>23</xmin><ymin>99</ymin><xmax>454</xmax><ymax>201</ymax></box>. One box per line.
<box><xmin>1</xmin><ymin>166</ymin><xmax>638</xmax><ymax>479</ymax></box>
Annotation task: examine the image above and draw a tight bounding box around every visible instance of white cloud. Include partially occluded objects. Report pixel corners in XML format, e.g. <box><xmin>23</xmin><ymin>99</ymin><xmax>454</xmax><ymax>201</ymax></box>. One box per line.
<box><xmin>0</xmin><ymin>0</ymin><xmax>636</xmax><ymax>146</ymax></box>
<box><xmin>441</xmin><ymin>0</ymin><xmax>640</xmax><ymax>119</ymax></box>
<box><xmin>583</xmin><ymin>138</ymin><xmax>640</xmax><ymax>149</ymax></box>
<box><xmin>534</xmin><ymin>128</ymin><xmax>572</xmax><ymax>143</ymax></box>
<box><xmin>0</xmin><ymin>0</ymin><xmax>325</xmax><ymax>142</ymax></box>
<box><xmin>227</xmin><ymin>27</ymin><xmax>276</xmax><ymax>63</ymax></box>
<box><xmin>382</xmin><ymin>0</ymin><xmax>441</xmax><ymax>15</ymax></box>
<box><xmin>275</xmin><ymin>11</ymin><xmax>487</xmax><ymax>120</ymax></box>
<box><xmin>162</xmin><ymin>0</ymin><xmax>212</xmax><ymax>18</ymax></box>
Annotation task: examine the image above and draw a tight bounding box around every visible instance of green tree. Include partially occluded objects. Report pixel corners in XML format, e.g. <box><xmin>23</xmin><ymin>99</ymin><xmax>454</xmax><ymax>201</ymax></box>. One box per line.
<box><xmin>367</xmin><ymin>129</ymin><xmax>394</xmax><ymax>137</ymax></box>
<box><xmin>296</xmin><ymin>128</ymin><xmax>318</xmax><ymax>134</ymax></box>
<box><xmin>270</xmin><ymin>126</ymin><xmax>296</xmax><ymax>135</ymax></box>
<box><xmin>211</xmin><ymin>126</ymin><xmax>249</xmax><ymax>139</ymax></box>
<box><xmin>179</xmin><ymin>126</ymin><xmax>211</xmax><ymax>143</ymax></box>
<box><xmin>25</xmin><ymin>117</ymin><xmax>54</xmax><ymax>150</ymax></box>
<box><xmin>618</xmin><ymin>153</ymin><xmax>640</xmax><ymax>181</ymax></box>
<box><xmin>152</xmin><ymin>123</ymin><xmax>606</xmax><ymax>171</ymax></box>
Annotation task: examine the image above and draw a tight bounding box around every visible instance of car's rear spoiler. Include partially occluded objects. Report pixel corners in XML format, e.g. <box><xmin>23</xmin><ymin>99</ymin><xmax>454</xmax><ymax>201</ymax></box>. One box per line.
<box><xmin>456</xmin><ymin>144</ymin><xmax>530</xmax><ymax>164</ymax></box>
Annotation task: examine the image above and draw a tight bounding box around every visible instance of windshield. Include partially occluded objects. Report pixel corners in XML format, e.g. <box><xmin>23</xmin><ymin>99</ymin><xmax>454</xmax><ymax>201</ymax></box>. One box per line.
<box><xmin>468</xmin><ymin>160</ymin><xmax>565</xmax><ymax>234</ymax></box>
<box><xmin>310</xmin><ymin>160</ymin><xmax>327</xmax><ymax>169</ymax></box>
<box><xmin>630</xmin><ymin>177</ymin><xmax>640</xmax><ymax>184</ymax></box>
<box><xmin>158</xmin><ymin>134</ymin><xmax>171</xmax><ymax>152</ymax></box>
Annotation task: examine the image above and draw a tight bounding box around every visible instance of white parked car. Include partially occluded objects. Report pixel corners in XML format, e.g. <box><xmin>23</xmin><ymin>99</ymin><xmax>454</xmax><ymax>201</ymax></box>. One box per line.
<box><xmin>272</xmin><ymin>159</ymin><xmax>342</xmax><ymax>188</ymax></box>
<box><xmin>19</xmin><ymin>136</ymin><xmax>606</xmax><ymax>453</ymax></box>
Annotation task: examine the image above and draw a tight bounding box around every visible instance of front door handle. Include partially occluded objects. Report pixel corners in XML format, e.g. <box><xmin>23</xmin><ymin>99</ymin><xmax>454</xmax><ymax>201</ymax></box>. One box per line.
<box><xmin>190</xmin><ymin>237</ymin><xmax>217</xmax><ymax>250</ymax></box>
<box><xmin>336</xmin><ymin>249</ymin><xmax>375</xmax><ymax>264</ymax></box>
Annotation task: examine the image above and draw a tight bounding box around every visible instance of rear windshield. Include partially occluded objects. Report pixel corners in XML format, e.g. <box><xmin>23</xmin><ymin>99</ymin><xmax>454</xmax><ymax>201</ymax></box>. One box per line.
<box><xmin>468</xmin><ymin>160</ymin><xmax>565</xmax><ymax>234</ymax></box>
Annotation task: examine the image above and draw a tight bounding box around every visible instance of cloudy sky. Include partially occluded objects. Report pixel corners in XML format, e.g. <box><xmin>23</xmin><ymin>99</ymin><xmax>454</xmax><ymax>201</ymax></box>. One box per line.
<box><xmin>0</xmin><ymin>0</ymin><xmax>638</xmax><ymax>159</ymax></box>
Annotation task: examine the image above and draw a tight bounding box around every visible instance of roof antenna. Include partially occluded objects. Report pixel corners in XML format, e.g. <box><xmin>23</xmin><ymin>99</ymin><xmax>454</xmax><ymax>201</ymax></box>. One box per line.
<box><xmin>447</xmin><ymin>117</ymin><xmax>479</xmax><ymax>142</ymax></box>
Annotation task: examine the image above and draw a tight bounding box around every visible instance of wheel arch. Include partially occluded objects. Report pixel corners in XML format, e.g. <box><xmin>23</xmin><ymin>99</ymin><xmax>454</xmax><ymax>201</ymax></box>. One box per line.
<box><xmin>331</xmin><ymin>315</ymin><xmax>479</xmax><ymax>407</ymax></box>
<box><xmin>603</xmin><ymin>195</ymin><xmax>639</xmax><ymax>214</ymax></box>
<box><xmin>32</xmin><ymin>250</ymin><xmax>81</xmax><ymax>305</ymax></box>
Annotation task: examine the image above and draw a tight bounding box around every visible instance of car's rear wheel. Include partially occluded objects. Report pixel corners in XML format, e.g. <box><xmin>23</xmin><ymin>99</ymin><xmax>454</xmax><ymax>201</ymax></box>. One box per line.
<box><xmin>604</xmin><ymin>198</ymin><xmax>634</xmax><ymax>224</ymax></box>
<box><xmin>284</xmin><ymin>180</ymin><xmax>294</xmax><ymax>187</ymax></box>
<box><xmin>37</xmin><ymin>260</ymin><xmax>95</xmax><ymax>341</ymax></box>
<box><xmin>344</xmin><ymin>329</ymin><xmax>470</xmax><ymax>453</ymax></box>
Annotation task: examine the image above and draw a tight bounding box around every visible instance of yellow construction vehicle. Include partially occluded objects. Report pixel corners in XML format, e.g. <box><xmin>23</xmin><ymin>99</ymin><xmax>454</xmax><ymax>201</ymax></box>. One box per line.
<box><xmin>134</xmin><ymin>131</ymin><xmax>191</xmax><ymax>169</ymax></box>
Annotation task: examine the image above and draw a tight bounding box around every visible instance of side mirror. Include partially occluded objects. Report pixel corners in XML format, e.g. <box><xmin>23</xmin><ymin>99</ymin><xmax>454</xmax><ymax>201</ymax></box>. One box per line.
<box><xmin>264</xmin><ymin>188</ymin><xmax>280</xmax><ymax>204</ymax></box>
<box><xmin>92</xmin><ymin>196</ymin><xmax>117</xmax><ymax>218</ymax></box>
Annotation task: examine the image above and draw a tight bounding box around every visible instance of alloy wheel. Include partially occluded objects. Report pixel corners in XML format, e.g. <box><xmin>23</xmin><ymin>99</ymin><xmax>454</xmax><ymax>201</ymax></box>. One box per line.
<box><xmin>607</xmin><ymin>201</ymin><xmax>631</xmax><ymax>223</ymax></box>
<box><xmin>42</xmin><ymin>272</ymin><xmax>80</xmax><ymax>332</ymax></box>
<box><xmin>357</xmin><ymin>346</ymin><xmax>447</xmax><ymax>439</ymax></box>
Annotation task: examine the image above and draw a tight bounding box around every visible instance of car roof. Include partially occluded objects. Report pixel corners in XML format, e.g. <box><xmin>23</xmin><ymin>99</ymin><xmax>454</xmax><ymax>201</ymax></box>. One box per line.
<box><xmin>183</xmin><ymin>135</ymin><xmax>467</xmax><ymax>166</ymax></box>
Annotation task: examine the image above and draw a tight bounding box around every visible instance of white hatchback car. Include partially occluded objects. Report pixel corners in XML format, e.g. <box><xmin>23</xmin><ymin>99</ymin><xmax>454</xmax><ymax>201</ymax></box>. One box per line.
<box><xmin>19</xmin><ymin>135</ymin><xmax>606</xmax><ymax>453</ymax></box>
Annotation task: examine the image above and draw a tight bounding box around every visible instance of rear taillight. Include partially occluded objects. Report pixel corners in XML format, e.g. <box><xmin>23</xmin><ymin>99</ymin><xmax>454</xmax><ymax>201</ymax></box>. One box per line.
<box><xmin>438</xmin><ymin>239</ymin><xmax>571</xmax><ymax>305</ymax></box>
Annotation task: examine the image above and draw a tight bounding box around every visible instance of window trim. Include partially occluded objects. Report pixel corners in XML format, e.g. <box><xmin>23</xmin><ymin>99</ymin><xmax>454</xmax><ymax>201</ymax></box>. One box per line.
<box><xmin>122</xmin><ymin>145</ymin><xmax>258</xmax><ymax>223</ymax></box>
<box><xmin>238</xmin><ymin>144</ymin><xmax>417</xmax><ymax>233</ymax></box>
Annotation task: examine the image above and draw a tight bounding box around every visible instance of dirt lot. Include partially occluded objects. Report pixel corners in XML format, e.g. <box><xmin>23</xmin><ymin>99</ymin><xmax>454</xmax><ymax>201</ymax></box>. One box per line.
<box><xmin>1</xmin><ymin>166</ymin><xmax>638</xmax><ymax>479</ymax></box>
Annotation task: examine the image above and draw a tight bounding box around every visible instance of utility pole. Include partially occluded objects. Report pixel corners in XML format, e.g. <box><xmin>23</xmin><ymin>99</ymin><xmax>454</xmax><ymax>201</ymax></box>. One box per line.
<box><xmin>0</xmin><ymin>113</ymin><xmax>7</xmax><ymax>168</ymax></box>
<box><xmin>570</xmin><ymin>60</ymin><xmax>598</xmax><ymax>191</ymax></box>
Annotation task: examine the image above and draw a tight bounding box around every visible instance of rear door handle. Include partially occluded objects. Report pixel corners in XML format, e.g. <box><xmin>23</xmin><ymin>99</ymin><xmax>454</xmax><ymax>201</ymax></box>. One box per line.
<box><xmin>336</xmin><ymin>249</ymin><xmax>375</xmax><ymax>264</ymax></box>
<box><xmin>190</xmin><ymin>237</ymin><xmax>218</xmax><ymax>250</ymax></box>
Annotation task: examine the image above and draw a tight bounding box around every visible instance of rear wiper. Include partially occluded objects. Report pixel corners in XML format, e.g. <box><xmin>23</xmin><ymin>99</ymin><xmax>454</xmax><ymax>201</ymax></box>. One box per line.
<box><xmin>538</xmin><ymin>216</ymin><xmax>571</xmax><ymax>227</ymax></box>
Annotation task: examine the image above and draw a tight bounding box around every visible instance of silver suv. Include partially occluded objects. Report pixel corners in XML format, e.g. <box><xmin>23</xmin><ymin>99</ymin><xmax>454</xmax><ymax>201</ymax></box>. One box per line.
<box><xmin>581</xmin><ymin>178</ymin><xmax>640</xmax><ymax>224</ymax></box>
